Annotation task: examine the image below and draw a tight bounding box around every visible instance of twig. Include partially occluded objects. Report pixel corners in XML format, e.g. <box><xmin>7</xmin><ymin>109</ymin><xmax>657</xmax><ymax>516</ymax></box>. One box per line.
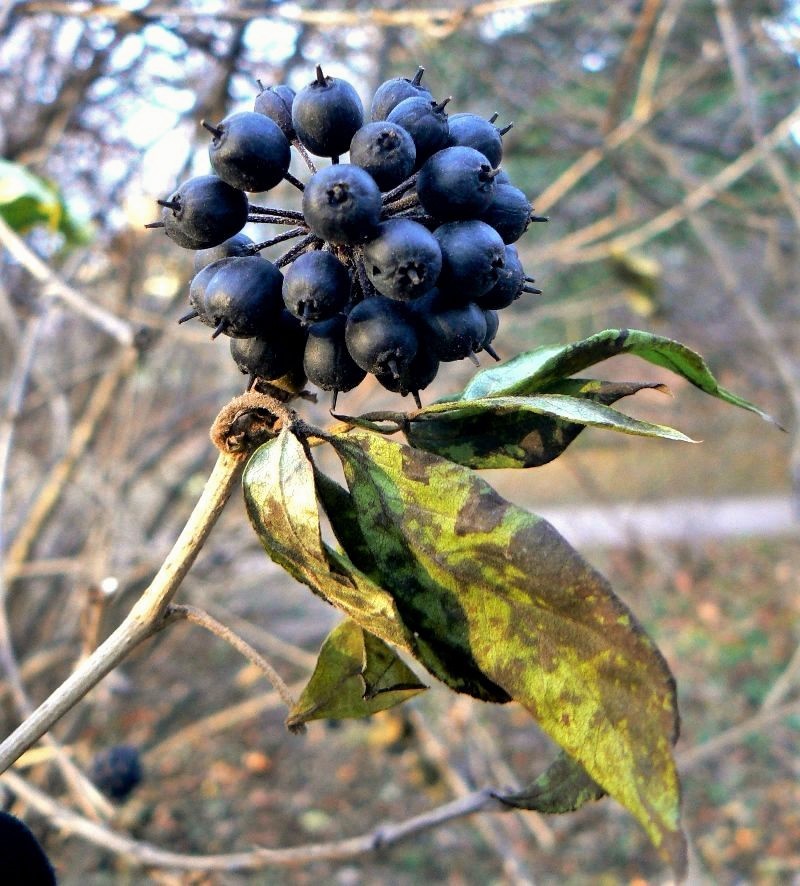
<box><xmin>534</xmin><ymin>44</ymin><xmax>719</xmax><ymax>214</ymax></box>
<box><xmin>0</xmin><ymin>767</ymin><xmax>508</xmax><ymax>871</ymax></box>
<box><xmin>761</xmin><ymin>643</ymin><xmax>800</xmax><ymax>711</ymax></box>
<box><xmin>677</xmin><ymin>698</ymin><xmax>800</xmax><ymax>770</ymax></box>
<box><xmin>0</xmin><ymin>216</ymin><xmax>134</xmax><ymax>347</ymax></box>
<box><xmin>0</xmin><ymin>304</ymin><xmax>114</xmax><ymax>820</ymax></box>
<box><xmin>407</xmin><ymin>708</ymin><xmax>538</xmax><ymax>885</ymax></box>
<box><xmin>3</xmin><ymin>347</ymin><xmax>140</xmax><ymax>580</ymax></box>
<box><xmin>164</xmin><ymin>604</ymin><xmax>298</xmax><ymax>714</ymax></box>
<box><xmin>204</xmin><ymin>604</ymin><xmax>318</xmax><ymax>670</ymax></box>
<box><xmin>570</xmin><ymin>103</ymin><xmax>800</xmax><ymax>262</ymax></box>
<box><xmin>17</xmin><ymin>0</ymin><xmax>564</xmax><ymax>34</ymax></box>
<box><xmin>0</xmin><ymin>451</ymin><xmax>246</xmax><ymax>773</ymax></box>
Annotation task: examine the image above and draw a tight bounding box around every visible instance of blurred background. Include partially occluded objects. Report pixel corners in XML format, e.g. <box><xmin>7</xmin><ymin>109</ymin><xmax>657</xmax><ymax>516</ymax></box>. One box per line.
<box><xmin>1</xmin><ymin>0</ymin><xmax>798</xmax><ymax>882</ymax></box>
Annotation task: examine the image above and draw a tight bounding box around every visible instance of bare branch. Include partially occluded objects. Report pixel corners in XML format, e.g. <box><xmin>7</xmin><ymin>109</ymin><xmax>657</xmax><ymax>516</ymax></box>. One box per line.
<box><xmin>0</xmin><ymin>767</ymin><xmax>508</xmax><ymax>872</ymax></box>
<box><xmin>164</xmin><ymin>604</ymin><xmax>299</xmax><ymax>714</ymax></box>
<box><xmin>0</xmin><ymin>450</ymin><xmax>246</xmax><ymax>773</ymax></box>
<box><xmin>0</xmin><ymin>216</ymin><xmax>135</xmax><ymax>347</ymax></box>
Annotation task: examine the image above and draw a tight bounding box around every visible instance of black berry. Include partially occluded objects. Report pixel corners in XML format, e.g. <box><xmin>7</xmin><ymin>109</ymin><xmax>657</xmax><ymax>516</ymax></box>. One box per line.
<box><xmin>362</xmin><ymin>218</ymin><xmax>442</xmax><ymax>301</ymax></box>
<box><xmin>89</xmin><ymin>745</ymin><xmax>143</xmax><ymax>801</ymax></box>
<box><xmin>292</xmin><ymin>65</ymin><xmax>364</xmax><ymax>158</ymax></box>
<box><xmin>149</xmin><ymin>175</ymin><xmax>249</xmax><ymax>250</ymax></box>
<box><xmin>302</xmin><ymin>164</ymin><xmax>382</xmax><ymax>244</ymax></box>
<box><xmin>204</xmin><ymin>111</ymin><xmax>291</xmax><ymax>193</ymax></box>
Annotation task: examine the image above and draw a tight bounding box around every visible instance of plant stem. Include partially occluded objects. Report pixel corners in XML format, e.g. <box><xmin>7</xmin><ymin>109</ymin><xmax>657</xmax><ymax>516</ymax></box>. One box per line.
<box><xmin>0</xmin><ymin>451</ymin><xmax>245</xmax><ymax>774</ymax></box>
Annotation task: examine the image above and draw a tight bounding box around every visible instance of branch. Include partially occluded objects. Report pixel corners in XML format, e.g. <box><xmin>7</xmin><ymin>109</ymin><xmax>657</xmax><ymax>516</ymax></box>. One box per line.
<box><xmin>164</xmin><ymin>604</ymin><xmax>298</xmax><ymax>714</ymax></box>
<box><xmin>0</xmin><ymin>215</ymin><xmax>135</xmax><ymax>347</ymax></box>
<box><xmin>3</xmin><ymin>347</ymin><xmax>139</xmax><ymax>580</ymax></box>
<box><xmin>19</xmin><ymin>0</ymin><xmax>563</xmax><ymax>35</ymax></box>
<box><xmin>570</xmin><ymin>103</ymin><xmax>800</xmax><ymax>262</ymax></box>
<box><xmin>0</xmin><ymin>767</ymin><xmax>507</xmax><ymax>872</ymax></box>
<box><xmin>0</xmin><ymin>450</ymin><xmax>246</xmax><ymax>773</ymax></box>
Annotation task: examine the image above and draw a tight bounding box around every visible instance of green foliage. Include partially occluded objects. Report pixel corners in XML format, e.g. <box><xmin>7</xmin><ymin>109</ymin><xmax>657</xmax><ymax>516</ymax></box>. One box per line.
<box><xmin>287</xmin><ymin>620</ymin><xmax>426</xmax><ymax>730</ymax></box>
<box><xmin>241</xmin><ymin>329</ymin><xmax>775</xmax><ymax>877</ymax></box>
<box><xmin>0</xmin><ymin>159</ymin><xmax>91</xmax><ymax>244</ymax></box>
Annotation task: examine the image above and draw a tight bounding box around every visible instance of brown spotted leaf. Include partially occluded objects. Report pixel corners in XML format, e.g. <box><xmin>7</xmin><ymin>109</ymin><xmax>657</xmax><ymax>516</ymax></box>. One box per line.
<box><xmin>243</xmin><ymin>427</ymin><xmax>416</xmax><ymax>653</ymax></box>
<box><xmin>286</xmin><ymin>619</ymin><xmax>426</xmax><ymax>730</ymax></box>
<box><xmin>406</xmin><ymin>380</ymin><xmax>683</xmax><ymax>468</ymax></box>
<box><xmin>329</xmin><ymin>429</ymin><xmax>686</xmax><ymax>873</ymax></box>
<box><xmin>315</xmin><ymin>468</ymin><xmax>510</xmax><ymax>703</ymax></box>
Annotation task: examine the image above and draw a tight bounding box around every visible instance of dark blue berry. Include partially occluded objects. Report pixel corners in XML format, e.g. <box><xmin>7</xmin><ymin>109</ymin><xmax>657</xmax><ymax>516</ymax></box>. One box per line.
<box><xmin>282</xmin><ymin>250</ymin><xmax>352</xmax><ymax>323</ymax></box>
<box><xmin>292</xmin><ymin>65</ymin><xmax>364</xmax><ymax>158</ymax></box>
<box><xmin>349</xmin><ymin>121</ymin><xmax>416</xmax><ymax>191</ymax></box>
<box><xmin>89</xmin><ymin>745</ymin><xmax>143</xmax><ymax>801</ymax></box>
<box><xmin>203</xmin><ymin>255</ymin><xmax>285</xmax><ymax>338</ymax></box>
<box><xmin>411</xmin><ymin>289</ymin><xmax>487</xmax><ymax>362</ymax></box>
<box><xmin>254</xmin><ymin>82</ymin><xmax>296</xmax><ymax>139</ymax></box>
<box><xmin>230</xmin><ymin>310</ymin><xmax>307</xmax><ymax>386</ymax></box>
<box><xmin>447</xmin><ymin>113</ymin><xmax>510</xmax><ymax>168</ymax></box>
<box><xmin>370</xmin><ymin>67</ymin><xmax>432</xmax><ymax>121</ymax></box>
<box><xmin>434</xmin><ymin>220</ymin><xmax>506</xmax><ymax>301</ymax></box>
<box><xmin>193</xmin><ymin>233</ymin><xmax>254</xmax><ymax>273</ymax></box>
<box><xmin>150</xmin><ymin>175</ymin><xmax>249</xmax><ymax>250</ymax></box>
<box><xmin>362</xmin><ymin>218</ymin><xmax>442</xmax><ymax>301</ymax></box>
<box><xmin>0</xmin><ymin>812</ymin><xmax>56</xmax><ymax>885</ymax></box>
<box><xmin>387</xmin><ymin>96</ymin><xmax>451</xmax><ymax>166</ymax></box>
<box><xmin>302</xmin><ymin>164</ymin><xmax>382</xmax><ymax>244</ymax></box>
<box><xmin>345</xmin><ymin>296</ymin><xmax>419</xmax><ymax>377</ymax></box>
<box><xmin>204</xmin><ymin>111</ymin><xmax>291</xmax><ymax>193</ymax></box>
<box><xmin>479</xmin><ymin>183</ymin><xmax>532</xmax><ymax>244</ymax></box>
<box><xmin>417</xmin><ymin>145</ymin><xmax>498</xmax><ymax>220</ymax></box>
<box><xmin>304</xmin><ymin>314</ymin><xmax>367</xmax><ymax>407</ymax></box>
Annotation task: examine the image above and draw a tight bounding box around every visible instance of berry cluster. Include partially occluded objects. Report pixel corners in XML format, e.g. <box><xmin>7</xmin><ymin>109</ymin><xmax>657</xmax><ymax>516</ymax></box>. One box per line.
<box><xmin>147</xmin><ymin>65</ymin><xmax>545</xmax><ymax>408</ymax></box>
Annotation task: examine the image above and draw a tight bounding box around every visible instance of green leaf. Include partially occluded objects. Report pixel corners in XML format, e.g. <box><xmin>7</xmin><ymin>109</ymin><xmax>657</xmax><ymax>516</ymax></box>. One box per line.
<box><xmin>286</xmin><ymin>620</ymin><xmax>427</xmax><ymax>730</ymax></box>
<box><xmin>451</xmin><ymin>327</ymin><xmax>775</xmax><ymax>423</ymax></box>
<box><xmin>407</xmin><ymin>382</ymin><xmax>689</xmax><ymax>469</ymax></box>
<box><xmin>315</xmin><ymin>468</ymin><xmax>510</xmax><ymax>703</ymax></box>
<box><xmin>0</xmin><ymin>159</ymin><xmax>91</xmax><ymax>244</ymax></box>
<box><xmin>243</xmin><ymin>427</ymin><xmax>416</xmax><ymax>653</ymax></box>
<box><xmin>329</xmin><ymin>430</ymin><xmax>686</xmax><ymax>872</ymax></box>
<box><xmin>496</xmin><ymin>750</ymin><xmax>606</xmax><ymax>814</ymax></box>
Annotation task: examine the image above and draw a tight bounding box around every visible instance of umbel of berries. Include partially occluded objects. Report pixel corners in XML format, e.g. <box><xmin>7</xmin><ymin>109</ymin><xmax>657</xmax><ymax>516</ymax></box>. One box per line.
<box><xmin>147</xmin><ymin>62</ymin><xmax>546</xmax><ymax>408</ymax></box>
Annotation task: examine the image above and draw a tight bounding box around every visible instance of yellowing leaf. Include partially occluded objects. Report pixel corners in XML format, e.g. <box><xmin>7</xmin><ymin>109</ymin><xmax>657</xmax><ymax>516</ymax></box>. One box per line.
<box><xmin>286</xmin><ymin>620</ymin><xmax>426</xmax><ymax>730</ymax></box>
<box><xmin>329</xmin><ymin>430</ymin><xmax>686</xmax><ymax>874</ymax></box>
<box><xmin>243</xmin><ymin>427</ymin><xmax>415</xmax><ymax>652</ymax></box>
